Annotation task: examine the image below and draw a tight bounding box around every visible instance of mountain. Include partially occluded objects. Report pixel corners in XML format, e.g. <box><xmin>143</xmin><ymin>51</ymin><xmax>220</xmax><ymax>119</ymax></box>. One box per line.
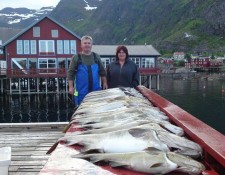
<box><xmin>49</xmin><ymin>0</ymin><xmax>225</xmax><ymax>54</ymax></box>
<box><xmin>0</xmin><ymin>7</ymin><xmax>54</xmax><ymax>28</ymax></box>
<box><xmin>1</xmin><ymin>0</ymin><xmax>225</xmax><ymax>54</ymax></box>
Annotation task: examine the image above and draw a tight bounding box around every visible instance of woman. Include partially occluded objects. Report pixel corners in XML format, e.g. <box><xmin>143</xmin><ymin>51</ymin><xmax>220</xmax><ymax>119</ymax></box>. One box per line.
<box><xmin>107</xmin><ymin>45</ymin><xmax>139</xmax><ymax>88</ymax></box>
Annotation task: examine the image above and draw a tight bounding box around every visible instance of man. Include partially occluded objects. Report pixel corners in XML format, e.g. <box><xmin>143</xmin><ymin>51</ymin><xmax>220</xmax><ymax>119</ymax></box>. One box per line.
<box><xmin>67</xmin><ymin>36</ymin><xmax>108</xmax><ymax>106</ymax></box>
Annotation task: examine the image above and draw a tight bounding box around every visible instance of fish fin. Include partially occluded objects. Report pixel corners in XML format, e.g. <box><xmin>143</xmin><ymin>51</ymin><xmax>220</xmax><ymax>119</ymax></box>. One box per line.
<box><xmin>144</xmin><ymin>147</ymin><xmax>162</xmax><ymax>153</ymax></box>
<box><xmin>128</xmin><ymin>128</ymin><xmax>148</xmax><ymax>138</ymax></box>
<box><xmin>72</xmin><ymin>153</ymin><xmax>91</xmax><ymax>161</ymax></box>
<box><xmin>109</xmin><ymin>161</ymin><xmax>127</xmax><ymax>168</ymax></box>
<box><xmin>73</xmin><ymin>154</ymin><xmax>105</xmax><ymax>164</ymax></box>
<box><xmin>150</xmin><ymin>163</ymin><xmax>163</xmax><ymax>168</ymax></box>
<box><xmin>81</xmin><ymin>145</ymin><xmax>104</xmax><ymax>154</ymax></box>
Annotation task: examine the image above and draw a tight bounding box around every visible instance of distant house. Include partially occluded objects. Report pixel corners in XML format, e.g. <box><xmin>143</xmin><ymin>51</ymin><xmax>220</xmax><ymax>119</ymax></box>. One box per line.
<box><xmin>173</xmin><ymin>52</ymin><xmax>185</xmax><ymax>60</ymax></box>
<box><xmin>210</xmin><ymin>59</ymin><xmax>223</xmax><ymax>67</ymax></box>
<box><xmin>191</xmin><ymin>54</ymin><xmax>199</xmax><ymax>59</ymax></box>
<box><xmin>190</xmin><ymin>57</ymin><xmax>210</xmax><ymax>68</ymax></box>
<box><xmin>92</xmin><ymin>45</ymin><xmax>161</xmax><ymax>75</ymax></box>
<box><xmin>158</xmin><ymin>58</ymin><xmax>174</xmax><ymax>69</ymax></box>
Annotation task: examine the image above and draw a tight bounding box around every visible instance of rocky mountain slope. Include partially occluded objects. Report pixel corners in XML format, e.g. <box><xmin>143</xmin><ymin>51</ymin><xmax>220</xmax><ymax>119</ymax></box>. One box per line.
<box><xmin>2</xmin><ymin>0</ymin><xmax>225</xmax><ymax>54</ymax></box>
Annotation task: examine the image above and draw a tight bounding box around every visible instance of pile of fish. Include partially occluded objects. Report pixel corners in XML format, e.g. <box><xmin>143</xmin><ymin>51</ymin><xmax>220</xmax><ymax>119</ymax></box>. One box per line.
<box><xmin>48</xmin><ymin>87</ymin><xmax>206</xmax><ymax>175</ymax></box>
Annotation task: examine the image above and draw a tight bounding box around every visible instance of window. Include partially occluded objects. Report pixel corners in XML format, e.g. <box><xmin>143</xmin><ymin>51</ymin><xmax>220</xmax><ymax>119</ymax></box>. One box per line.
<box><xmin>33</xmin><ymin>27</ymin><xmax>40</xmax><ymax>37</ymax></box>
<box><xmin>70</xmin><ymin>40</ymin><xmax>76</xmax><ymax>54</ymax></box>
<box><xmin>30</xmin><ymin>40</ymin><xmax>37</xmax><ymax>54</ymax></box>
<box><xmin>23</xmin><ymin>40</ymin><xmax>30</xmax><ymax>54</ymax></box>
<box><xmin>130</xmin><ymin>57</ymin><xmax>140</xmax><ymax>68</ymax></box>
<box><xmin>38</xmin><ymin>58</ymin><xmax>56</xmax><ymax>73</ymax></box>
<box><xmin>141</xmin><ymin>58</ymin><xmax>155</xmax><ymax>68</ymax></box>
<box><xmin>57</xmin><ymin>40</ymin><xmax>76</xmax><ymax>54</ymax></box>
<box><xmin>101</xmin><ymin>58</ymin><xmax>110</xmax><ymax>68</ymax></box>
<box><xmin>17</xmin><ymin>40</ymin><xmax>23</xmax><ymax>54</ymax></box>
<box><xmin>28</xmin><ymin>58</ymin><xmax>37</xmax><ymax>69</ymax></box>
<box><xmin>57</xmin><ymin>40</ymin><xmax>63</xmax><ymax>54</ymax></box>
<box><xmin>12</xmin><ymin>58</ymin><xmax>27</xmax><ymax>69</ymax></box>
<box><xmin>51</xmin><ymin>30</ymin><xmax>58</xmax><ymax>38</ymax></box>
<box><xmin>64</xmin><ymin>40</ymin><xmax>70</xmax><ymax>54</ymax></box>
<box><xmin>39</xmin><ymin>40</ymin><xmax>55</xmax><ymax>55</ymax></box>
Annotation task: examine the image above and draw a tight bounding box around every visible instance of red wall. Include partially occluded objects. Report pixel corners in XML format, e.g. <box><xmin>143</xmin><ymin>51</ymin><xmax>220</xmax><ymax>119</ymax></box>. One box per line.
<box><xmin>6</xmin><ymin>17</ymin><xmax>81</xmax><ymax>69</ymax></box>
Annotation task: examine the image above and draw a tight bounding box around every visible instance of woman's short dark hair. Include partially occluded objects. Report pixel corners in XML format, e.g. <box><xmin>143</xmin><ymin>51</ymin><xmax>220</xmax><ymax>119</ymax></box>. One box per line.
<box><xmin>116</xmin><ymin>45</ymin><xmax>129</xmax><ymax>60</ymax></box>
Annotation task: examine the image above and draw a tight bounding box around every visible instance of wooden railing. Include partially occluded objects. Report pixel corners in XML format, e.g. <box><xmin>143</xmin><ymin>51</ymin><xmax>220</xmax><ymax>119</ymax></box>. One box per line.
<box><xmin>0</xmin><ymin>68</ymin><xmax>6</xmax><ymax>76</ymax></box>
<box><xmin>5</xmin><ymin>68</ymin><xmax>161</xmax><ymax>78</ymax></box>
<box><xmin>6</xmin><ymin>68</ymin><xmax>67</xmax><ymax>78</ymax></box>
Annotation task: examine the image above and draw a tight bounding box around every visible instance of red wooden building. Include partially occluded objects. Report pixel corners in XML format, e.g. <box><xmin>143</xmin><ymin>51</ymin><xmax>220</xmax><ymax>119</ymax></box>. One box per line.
<box><xmin>0</xmin><ymin>16</ymin><xmax>81</xmax><ymax>94</ymax></box>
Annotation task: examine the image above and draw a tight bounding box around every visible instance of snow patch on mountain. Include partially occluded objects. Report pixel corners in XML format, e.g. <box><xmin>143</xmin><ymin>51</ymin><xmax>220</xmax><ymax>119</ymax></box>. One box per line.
<box><xmin>83</xmin><ymin>0</ymin><xmax>97</xmax><ymax>11</ymax></box>
<box><xmin>0</xmin><ymin>7</ymin><xmax>54</xmax><ymax>25</ymax></box>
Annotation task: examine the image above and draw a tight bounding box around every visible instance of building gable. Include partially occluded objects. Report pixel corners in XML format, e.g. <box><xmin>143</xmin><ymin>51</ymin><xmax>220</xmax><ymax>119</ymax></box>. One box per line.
<box><xmin>2</xmin><ymin>16</ymin><xmax>81</xmax><ymax>47</ymax></box>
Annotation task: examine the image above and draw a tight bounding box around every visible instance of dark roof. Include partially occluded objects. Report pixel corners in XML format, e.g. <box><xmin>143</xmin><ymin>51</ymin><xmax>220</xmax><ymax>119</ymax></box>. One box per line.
<box><xmin>2</xmin><ymin>16</ymin><xmax>81</xmax><ymax>47</ymax></box>
<box><xmin>92</xmin><ymin>45</ymin><xmax>160</xmax><ymax>56</ymax></box>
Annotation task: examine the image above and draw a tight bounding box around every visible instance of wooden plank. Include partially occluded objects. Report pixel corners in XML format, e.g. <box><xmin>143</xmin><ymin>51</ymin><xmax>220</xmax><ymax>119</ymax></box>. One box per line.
<box><xmin>10</xmin><ymin>165</ymin><xmax>43</xmax><ymax>172</ymax></box>
<box><xmin>11</xmin><ymin>161</ymin><xmax>47</xmax><ymax>166</ymax></box>
<box><xmin>12</xmin><ymin>156</ymin><xmax>50</xmax><ymax>161</ymax></box>
<box><xmin>0</xmin><ymin>123</ymin><xmax>66</xmax><ymax>174</ymax></box>
<box><xmin>10</xmin><ymin>172</ymin><xmax>39</xmax><ymax>175</ymax></box>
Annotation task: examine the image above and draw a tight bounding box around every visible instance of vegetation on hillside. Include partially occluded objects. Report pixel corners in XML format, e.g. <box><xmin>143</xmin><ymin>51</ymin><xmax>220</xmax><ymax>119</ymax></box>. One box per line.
<box><xmin>2</xmin><ymin>0</ymin><xmax>222</xmax><ymax>54</ymax></box>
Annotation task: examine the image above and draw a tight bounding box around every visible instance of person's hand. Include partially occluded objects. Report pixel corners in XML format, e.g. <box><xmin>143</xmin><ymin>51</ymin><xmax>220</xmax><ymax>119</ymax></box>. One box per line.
<box><xmin>102</xmin><ymin>82</ymin><xmax>108</xmax><ymax>90</ymax></box>
<box><xmin>69</xmin><ymin>87</ymin><xmax>74</xmax><ymax>95</ymax></box>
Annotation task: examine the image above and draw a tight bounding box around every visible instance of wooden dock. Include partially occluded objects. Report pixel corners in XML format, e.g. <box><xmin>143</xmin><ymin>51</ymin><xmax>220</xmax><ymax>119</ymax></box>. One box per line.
<box><xmin>0</xmin><ymin>122</ymin><xmax>68</xmax><ymax>175</ymax></box>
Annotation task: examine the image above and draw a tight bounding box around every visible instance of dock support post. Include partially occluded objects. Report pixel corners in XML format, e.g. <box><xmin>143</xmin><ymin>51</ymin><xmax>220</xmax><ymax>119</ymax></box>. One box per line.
<box><xmin>157</xmin><ymin>74</ymin><xmax>160</xmax><ymax>90</ymax></box>
<box><xmin>139</xmin><ymin>75</ymin><xmax>142</xmax><ymax>85</ymax></box>
<box><xmin>45</xmin><ymin>78</ymin><xmax>47</xmax><ymax>95</ymax></box>
<box><xmin>37</xmin><ymin>78</ymin><xmax>39</xmax><ymax>94</ymax></box>
<box><xmin>57</xmin><ymin>77</ymin><xmax>59</xmax><ymax>94</ymax></box>
<box><xmin>28</xmin><ymin>78</ymin><xmax>30</xmax><ymax>94</ymax></box>
<box><xmin>19</xmin><ymin>78</ymin><xmax>21</xmax><ymax>95</ymax></box>
<box><xmin>66</xmin><ymin>78</ymin><xmax>68</xmax><ymax>94</ymax></box>
<box><xmin>0</xmin><ymin>79</ymin><xmax>3</xmax><ymax>94</ymax></box>
<box><xmin>149</xmin><ymin>75</ymin><xmax>152</xmax><ymax>89</ymax></box>
<box><xmin>10</xmin><ymin>78</ymin><xmax>12</xmax><ymax>95</ymax></box>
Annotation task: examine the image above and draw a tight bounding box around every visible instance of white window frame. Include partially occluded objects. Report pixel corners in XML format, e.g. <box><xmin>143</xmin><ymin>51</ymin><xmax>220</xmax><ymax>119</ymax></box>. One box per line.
<box><xmin>39</xmin><ymin>40</ymin><xmax>55</xmax><ymax>55</ymax></box>
<box><xmin>33</xmin><ymin>27</ymin><xmax>40</xmax><ymax>37</ymax></box>
<box><xmin>63</xmin><ymin>40</ymin><xmax>70</xmax><ymax>54</ymax></box>
<box><xmin>23</xmin><ymin>40</ymin><xmax>30</xmax><ymax>54</ymax></box>
<box><xmin>70</xmin><ymin>40</ymin><xmax>76</xmax><ymax>54</ymax></box>
<box><xmin>101</xmin><ymin>58</ymin><xmax>110</xmax><ymax>68</ymax></box>
<box><xmin>51</xmin><ymin>29</ymin><xmax>58</xmax><ymax>38</ymax></box>
<box><xmin>17</xmin><ymin>40</ymin><xmax>23</xmax><ymax>54</ymax></box>
<box><xmin>57</xmin><ymin>40</ymin><xmax>63</xmax><ymax>54</ymax></box>
<box><xmin>30</xmin><ymin>40</ymin><xmax>37</xmax><ymax>54</ymax></box>
<box><xmin>38</xmin><ymin>58</ymin><xmax>57</xmax><ymax>74</ymax></box>
<box><xmin>141</xmin><ymin>57</ymin><xmax>155</xmax><ymax>68</ymax></box>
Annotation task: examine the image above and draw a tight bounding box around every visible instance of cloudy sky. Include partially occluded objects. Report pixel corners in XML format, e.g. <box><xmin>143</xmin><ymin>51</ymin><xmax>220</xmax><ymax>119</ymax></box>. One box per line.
<box><xmin>0</xmin><ymin>0</ymin><xmax>61</xmax><ymax>10</ymax></box>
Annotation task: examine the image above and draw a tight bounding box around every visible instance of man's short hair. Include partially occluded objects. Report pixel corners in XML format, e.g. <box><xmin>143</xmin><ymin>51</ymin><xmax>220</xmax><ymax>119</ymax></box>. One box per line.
<box><xmin>81</xmin><ymin>36</ymin><xmax>93</xmax><ymax>43</ymax></box>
